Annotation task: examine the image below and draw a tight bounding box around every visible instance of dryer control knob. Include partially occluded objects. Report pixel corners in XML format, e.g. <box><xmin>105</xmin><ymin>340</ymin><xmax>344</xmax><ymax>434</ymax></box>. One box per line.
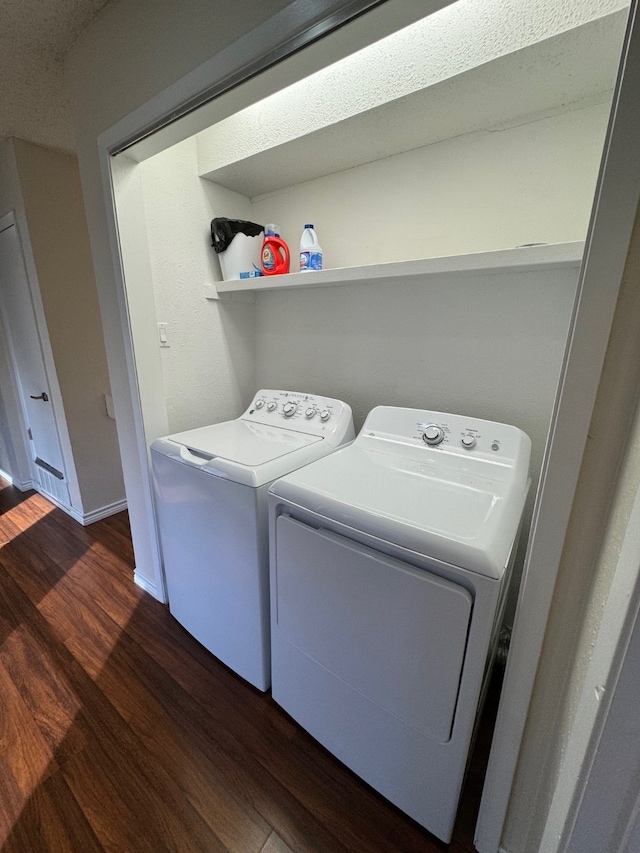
<box><xmin>320</xmin><ymin>410</ymin><xmax>331</xmax><ymax>421</ymax></box>
<box><xmin>267</xmin><ymin>401</ymin><xmax>277</xmax><ymax>411</ymax></box>
<box><xmin>254</xmin><ymin>399</ymin><xmax>265</xmax><ymax>409</ymax></box>
<box><xmin>305</xmin><ymin>407</ymin><xmax>316</xmax><ymax>418</ymax></box>
<box><xmin>461</xmin><ymin>435</ymin><xmax>476</xmax><ymax>449</ymax></box>
<box><xmin>283</xmin><ymin>402</ymin><xmax>297</xmax><ymax>417</ymax></box>
<box><xmin>422</xmin><ymin>425</ymin><xmax>445</xmax><ymax>446</ymax></box>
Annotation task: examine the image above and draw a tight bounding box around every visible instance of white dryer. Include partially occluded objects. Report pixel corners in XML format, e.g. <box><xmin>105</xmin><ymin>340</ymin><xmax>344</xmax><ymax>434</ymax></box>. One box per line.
<box><xmin>268</xmin><ymin>406</ymin><xmax>530</xmax><ymax>842</ymax></box>
<box><xmin>151</xmin><ymin>390</ymin><xmax>354</xmax><ymax>692</ymax></box>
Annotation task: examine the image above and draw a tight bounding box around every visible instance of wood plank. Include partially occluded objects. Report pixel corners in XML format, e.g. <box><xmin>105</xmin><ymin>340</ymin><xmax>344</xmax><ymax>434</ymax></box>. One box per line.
<box><xmin>61</xmin><ymin>737</ymin><xmax>229</xmax><ymax>853</ymax></box>
<box><xmin>1</xmin><ymin>772</ymin><xmax>105</xmax><ymax>853</ymax></box>
<box><xmin>0</xmin><ymin>652</ymin><xmax>57</xmax><ymax>804</ymax></box>
<box><xmin>0</xmin><ymin>618</ymin><xmax>86</xmax><ymax>766</ymax></box>
<box><xmin>0</xmin><ymin>503</ymin><xmax>29</xmax><ymax>548</ymax></box>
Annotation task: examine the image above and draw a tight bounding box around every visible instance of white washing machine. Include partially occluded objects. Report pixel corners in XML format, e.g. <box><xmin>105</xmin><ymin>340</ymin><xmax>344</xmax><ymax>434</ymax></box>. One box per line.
<box><xmin>151</xmin><ymin>389</ymin><xmax>354</xmax><ymax>692</ymax></box>
<box><xmin>268</xmin><ymin>405</ymin><xmax>531</xmax><ymax>842</ymax></box>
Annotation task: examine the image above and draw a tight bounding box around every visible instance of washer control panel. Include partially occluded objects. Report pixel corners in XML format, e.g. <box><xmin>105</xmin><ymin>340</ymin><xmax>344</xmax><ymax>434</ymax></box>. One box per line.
<box><xmin>242</xmin><ymin>389</ymin><xmax>354</xmax><ymax>443</ymax></box>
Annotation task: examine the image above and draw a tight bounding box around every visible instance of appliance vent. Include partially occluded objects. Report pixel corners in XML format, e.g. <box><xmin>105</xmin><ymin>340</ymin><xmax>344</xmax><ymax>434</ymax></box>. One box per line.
<box><xmin>35</xmin><ymin>466</ymin><xmax>70</xmax><ymax>506</ymax></box>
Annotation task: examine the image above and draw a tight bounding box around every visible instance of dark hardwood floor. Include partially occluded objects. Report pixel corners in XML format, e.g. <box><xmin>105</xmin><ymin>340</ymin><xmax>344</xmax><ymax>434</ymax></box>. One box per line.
<box><xmin>0</xmin><ymin>477</ymin><xmax>498</xmax><ymax>852</ymax></box>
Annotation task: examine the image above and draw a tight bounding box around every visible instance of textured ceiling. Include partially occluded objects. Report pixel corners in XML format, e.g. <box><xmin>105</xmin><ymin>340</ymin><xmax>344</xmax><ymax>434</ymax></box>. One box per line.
<box><xmin>0</xmin><ymin>0</ymin><xmax>111</xmax><ymax>152</ymax></box>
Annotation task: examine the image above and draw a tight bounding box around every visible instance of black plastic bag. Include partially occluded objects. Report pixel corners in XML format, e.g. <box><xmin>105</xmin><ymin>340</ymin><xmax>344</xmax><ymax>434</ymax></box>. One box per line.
<box><xmin>210</xmin><ymin>218</ymin><xmax>264</xmax><ymax>253</ymax></box>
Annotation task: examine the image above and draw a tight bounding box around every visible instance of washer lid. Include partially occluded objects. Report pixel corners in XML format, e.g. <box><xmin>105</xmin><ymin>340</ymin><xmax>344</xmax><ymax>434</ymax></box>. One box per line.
<box><xmin>168</xmin><ymin>420</ymin><xmax>322</xmax><ymax>464</ymax></box>
<box><xmin>152</xmin><ymin>420</ymin><xmax>323</xmax><ymax>487</ymax></box>
<box><xmin>269</xmin><ymin>444</ymin><xmax>528</xmax><ymax>578</ymax></box>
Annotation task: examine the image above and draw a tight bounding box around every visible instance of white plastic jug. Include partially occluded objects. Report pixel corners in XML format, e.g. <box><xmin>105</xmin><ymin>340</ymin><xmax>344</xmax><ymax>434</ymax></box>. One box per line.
<box><xmin>299</xmin><ymin>224</ymin><xmax>323</xmax><ymax>272</ymax></box>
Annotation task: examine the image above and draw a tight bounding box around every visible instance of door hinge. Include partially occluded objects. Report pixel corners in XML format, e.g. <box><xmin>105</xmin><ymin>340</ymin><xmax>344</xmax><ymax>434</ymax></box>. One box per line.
<box><xmin>27</xmin><ymin>428</ymin><xmax>33</xmax><ymax>440</ymax></box>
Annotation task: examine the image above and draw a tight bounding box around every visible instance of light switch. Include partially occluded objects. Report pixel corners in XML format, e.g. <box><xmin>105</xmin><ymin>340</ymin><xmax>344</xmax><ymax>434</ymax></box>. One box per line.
<box><xmin>158</xmin><ymin>322</ymin><xmax>170</xmax><ymax>347</ymax></box>
<box><xmin>104</xmin><ymin>393</ymin><xmax>116</xmax><ymax>419</ymax></box>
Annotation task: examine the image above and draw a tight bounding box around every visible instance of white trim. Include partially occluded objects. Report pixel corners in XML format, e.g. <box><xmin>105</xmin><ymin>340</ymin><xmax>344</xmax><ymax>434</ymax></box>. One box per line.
<box><xmin>80</xmin><ymin>499</ymin><xmax>128</xmax><ymax>525</ymax></box>
<box><xmin>476</xmin><ymin>3</ymin><xmax>640</xmax><ymax>850</ymax></box>
<box><xmin>563</xmin><ymin>566</ymin><xmax>640</xmax><ymax>852</ymax></box>
<box><xmin>97</xmin><ymin>131</ymin><xmax>168</xmax><ymax>603</ymax></box>
<box><xmin>553</xmin><ymin>444</ymin><xmax>640</xmax><ymax>852</ymax></box>
<box><xmin>12</xmin><ymin>480</ymin><xmax>34</xmax><ymax>492</ymax></box>
<box><xmin>0</xmin><ymin>467</ymin><xmax>35</xmax><ymax>492</ymax></box>
<box><xmin>105</xmin><ymin>0</ymin><xmax>442</xmax><ymax>159</ymax></box>
<box><xmin>134</xmin><ymin>569</ymin><xmax>163</xmax><ymax>601</ymax></box>
<box><xmin>2</xmin><ymin>482</ymin><xmax>127</xmax><ymax>527</ymax></box>
<box><xmin>0</xmin><ymin>466</ymin><xmax>16</xmax><ymax>485</ymax></box>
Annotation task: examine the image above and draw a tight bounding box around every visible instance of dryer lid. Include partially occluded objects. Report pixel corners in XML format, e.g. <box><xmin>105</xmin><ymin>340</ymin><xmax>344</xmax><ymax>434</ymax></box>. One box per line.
<box><xmin>269</xmin><ymin>443</ymin><xmax>528</xmax><ymax>578</ymax></box>
<box><xmin>270</xmin><ymin>406</ymin><xmax>531</xmax><ymax>578</ymax></box>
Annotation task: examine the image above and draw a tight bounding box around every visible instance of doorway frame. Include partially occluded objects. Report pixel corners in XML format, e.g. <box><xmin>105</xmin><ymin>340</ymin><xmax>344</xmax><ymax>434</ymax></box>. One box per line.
<box><xmin>475</xmin><ymin>1</ymin><xmax>640</xmax><ymax>848</ymax></box>
<box><xmin>0</xmin><ymin>210</ymin><xmax>81</xmax><ymax>511</ymax></box>
<box><xmin>94</xmin><ymin>1</ymin><xmax>640</xmax><ymax>849</ymax></box>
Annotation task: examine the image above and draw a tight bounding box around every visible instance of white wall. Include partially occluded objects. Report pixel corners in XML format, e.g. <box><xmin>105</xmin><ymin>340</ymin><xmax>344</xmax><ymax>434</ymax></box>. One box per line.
<box><xmin>136</xmin><ymin>137</ymin><xmax>256</xmax><ymax>434</ymax></box>
<box><xmin>254</xmin><ymin>268</ymin><xmax>576</xmax><ymax>445</ymax></box>
<box><xmin>244</xmin><ymin>102</ymin><xmax>608</xmax><ymax>266</ymax></box>
<box><xmin>12</xmin><ymin>139</ymin><xmax>125</xmax><ymax>516</ymax></box>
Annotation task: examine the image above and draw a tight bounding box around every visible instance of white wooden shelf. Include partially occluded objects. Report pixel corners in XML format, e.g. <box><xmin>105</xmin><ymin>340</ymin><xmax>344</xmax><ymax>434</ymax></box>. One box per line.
<box><xmin>213</xmin><ymin>242</ymin><xmax>584</xmax><ymax>296</ymax></box>
<box><xmin>196</xmin><ymin>15</ymin><xmax>623</xmax><ymax>199</ymax></box>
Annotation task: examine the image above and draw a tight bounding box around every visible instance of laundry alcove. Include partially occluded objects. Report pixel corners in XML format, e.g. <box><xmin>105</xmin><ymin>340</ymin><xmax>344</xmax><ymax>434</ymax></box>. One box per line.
<box><xmin>109</xmin><ymin>0</ymin><xmax>628</xmax><ymax>628</ymax></box>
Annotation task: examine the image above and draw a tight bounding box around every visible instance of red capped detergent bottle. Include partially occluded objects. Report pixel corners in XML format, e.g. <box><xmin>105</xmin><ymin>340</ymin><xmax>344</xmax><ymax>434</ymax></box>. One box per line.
<box><xmin>261</xmin><ymin>224</ymin><xmax>290</xmax><ymax>275</ymax></box>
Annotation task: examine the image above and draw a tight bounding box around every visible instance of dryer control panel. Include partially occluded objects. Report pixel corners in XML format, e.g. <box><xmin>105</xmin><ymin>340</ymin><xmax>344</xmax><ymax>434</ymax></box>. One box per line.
<box><xmin>358</xmin><ymin>406</ymin><xmax>531</xmax><ymax>490</ymax></box>
<box><xmin>243</xmin><ymin>390</ymin><xmax>355</xmax><ymax>447</ymax></box>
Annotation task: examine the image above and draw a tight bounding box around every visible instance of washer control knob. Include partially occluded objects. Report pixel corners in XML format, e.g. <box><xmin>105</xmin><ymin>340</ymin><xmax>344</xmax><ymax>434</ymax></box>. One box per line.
<box><xmin>283</xmin><ymin>402</ymin><xmax>297</xmax><ymax>418</ymax></box>
<box><xmin>461</xmin><ymin>434</ymin><xmax>476</xmax><ymax>449</ymax></box>
<box><xmin>422</xmin><ymin>425</ymin><xmax>445</xmax><ymax>446</ymax></box>
<box><xmin>254</xmin><ymin>399</ymin><xmax>264</xmax><ymax>409</ymax></box>
<box><xmin>320</xmin><ymin>410</ymin><xmax>331</xmax><ymax>421</ymax></box>
<box><xmin>305</xmin><ymin>407</ymin><xmax>316</xmax><ymax>418</ymax></box>
<box><xmin>267</xmin><ymin>401</ymin><xmax>277</xmax><ymax>411</ymax></box>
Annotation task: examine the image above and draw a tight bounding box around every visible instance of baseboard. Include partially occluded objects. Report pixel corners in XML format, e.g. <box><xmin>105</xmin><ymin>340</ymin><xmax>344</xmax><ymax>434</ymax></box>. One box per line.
<box><xmin>134</xmin><ymin>569</ymin><xmax>166</xmax><ymax>603</ymax></box>
<box><xmin>80</xmin><ymin>499</ymin><xmax>128</xmax><ymax>525</ymax></box>
<box><xmin>0</xmin><ymin>468</ymin><xmax>36</xmax><ymax>491</ymax></box>
<box><xmin>13</xmin><ymin>479</ymin><xmax>37</xmax><ymax>491</ymax></box>
<box><xmin>20</xmin><ymin>487</ymin><xmax>128</xmax><ymax>527</ymax></box>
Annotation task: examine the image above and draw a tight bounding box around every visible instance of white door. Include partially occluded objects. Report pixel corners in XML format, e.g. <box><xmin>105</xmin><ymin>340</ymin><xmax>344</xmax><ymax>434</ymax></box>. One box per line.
<box><xmin>0</xmin><ymin>222</ymin><xmax>69</xmax><ymax>503</ymax></box>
